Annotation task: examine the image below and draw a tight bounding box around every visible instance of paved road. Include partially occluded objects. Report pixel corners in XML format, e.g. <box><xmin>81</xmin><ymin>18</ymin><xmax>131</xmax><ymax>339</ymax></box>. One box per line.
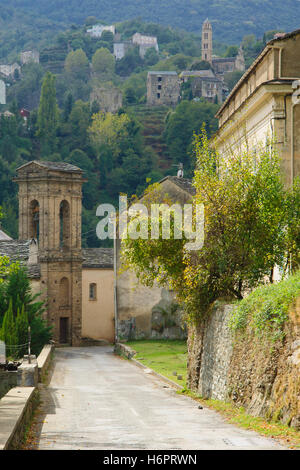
<box><xmin>36</xmin><ymin>347</ymin><xmax>284</xmax><ymax>450</ymax></box>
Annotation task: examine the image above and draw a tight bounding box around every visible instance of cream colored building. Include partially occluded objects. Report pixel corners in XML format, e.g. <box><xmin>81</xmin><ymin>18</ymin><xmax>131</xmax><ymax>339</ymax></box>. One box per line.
<box><xmin>214</xmin><ymin>29</ymin><xmax>300</xmax><ymax>185</ymax></box>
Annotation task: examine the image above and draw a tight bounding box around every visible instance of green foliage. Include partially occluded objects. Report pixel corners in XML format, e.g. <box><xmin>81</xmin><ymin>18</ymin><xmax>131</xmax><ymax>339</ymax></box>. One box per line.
<box><xmin>37</xmin><ymin>72</ymin><xmax>59</xmax><ymax>155</ymax></box>
<box><xmin>164</xmin><ymin>100</ymin><xmax>219</xmax><ymax>175</ymax></box>
<box><xmin>0</xmin><ymin>265</ymin><xmax>52</xmax><ymax>357</ymax></box>
<box><xmin>122</xmin><ymin>130</ymin><xmax>295</xmax><ymax>322</ymax></box>
<box><xmin>223</xmin><ymin>70</ymin><xmax>244</xmax><ymax>92</ymax></box>
<box><xmin>229</xmin><ymin>271</ymin><xmax>300</xmax><ymax>341</ymax></box>
<box><xmin>92</xmin><ymin>47</ymin><xmax>115</xmax><ymax>79</ymax></box>
<box><xmin>65</xmin><ymin>49</ymin><xmax>90</xmax><ymax>81</ymax></box>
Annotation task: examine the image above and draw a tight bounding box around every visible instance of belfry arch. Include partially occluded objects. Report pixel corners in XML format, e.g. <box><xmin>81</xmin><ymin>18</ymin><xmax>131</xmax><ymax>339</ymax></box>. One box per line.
<box><xmin>29</xmin><ymin>199</ymin><xmax>40</xmax><ymax>240</ymax></box>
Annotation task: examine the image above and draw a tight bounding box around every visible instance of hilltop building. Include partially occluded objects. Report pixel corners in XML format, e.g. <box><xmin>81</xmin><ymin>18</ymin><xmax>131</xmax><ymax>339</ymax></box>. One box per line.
<box><xmin>214</xmin><ymin>29</ymin><xmax>300</xmax><ymax>186</ymax></box>
<box><xmin>87</xmin><ymin>24</ymin><xmax>115</xmax><ymax>38</ymax></box>
<box><xmin>0</xmin><ymin>161</ymin><xmax>115</xmax><ymax>346</ymax></box>
<box><xmin>113</xmin><ymin>41</ymin><xmax>134</xmax><ymax>60</ymax></box>
<box><xmin>201</xmin><ymin>20</ymin><xmax>245</xmax><ymax>77</ymax></box>
<box><xmin>132</xmin><ymin>33</ymin><xmax>159</xmax><ymax>58</ymax></box>
<box><xmin>90</xmin><ymin>87</ymin><xmax>123</xmax><ymax>113</ymax></box>
<box><xmin>20</xmin><ymin>50</ymin><xmax>40</xmax><ymax>65</ymax></box>
<box><xmin>147</xmin><ymin>71</ymin><xmax>180</xmax><ymax>106</ymax></box>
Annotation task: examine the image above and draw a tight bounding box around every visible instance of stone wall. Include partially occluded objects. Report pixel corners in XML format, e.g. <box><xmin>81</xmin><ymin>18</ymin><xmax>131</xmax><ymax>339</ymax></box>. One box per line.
<box><xmin>90</xmin><ymin>87</ymin><xmax>123</xmax><ymax>113</ymax></box>
<box><xmin>187</xmin><ymin>298</ymin><xmax>300</xmax><ymax>430</ymax></box>
<box><xmin>0</xmin><ymin>371</ymin><xmax>18</xmax><ymax>399</ymax></box>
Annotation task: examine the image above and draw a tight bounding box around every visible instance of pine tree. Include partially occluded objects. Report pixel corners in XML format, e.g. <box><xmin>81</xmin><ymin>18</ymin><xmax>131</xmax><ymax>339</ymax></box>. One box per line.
<box><xmin>16</xmin><ymin>304</ymin><xmax>29</xmax><ymax>358</ymax></box>
<box><xmin>36</xmin><ymin>72</ymin><xmax>59</xmax><ymax>156</ymax></box>
<box><xmin>2</xmin><ymin>299</ymin><xmax>17</xmax><ymax>359</ymax></box>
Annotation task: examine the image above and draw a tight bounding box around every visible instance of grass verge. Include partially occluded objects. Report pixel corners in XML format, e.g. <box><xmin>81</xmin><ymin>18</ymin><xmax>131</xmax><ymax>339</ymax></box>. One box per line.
<box><xmin>126</xmin><ymin>340</ymin><xmax>187</xmax><ymax>387</ymax></box>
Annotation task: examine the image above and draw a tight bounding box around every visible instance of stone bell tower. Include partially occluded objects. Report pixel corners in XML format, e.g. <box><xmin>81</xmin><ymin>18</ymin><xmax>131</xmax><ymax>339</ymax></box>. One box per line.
<box><xmin>202</xmin><ymin>19</ymin><xmax>213</xmax><ymax>64</ymax></box>
<box><xmin>14</xmin><ymin>161</ymin><xmax>85</xmax><ymax>346</ymax></box>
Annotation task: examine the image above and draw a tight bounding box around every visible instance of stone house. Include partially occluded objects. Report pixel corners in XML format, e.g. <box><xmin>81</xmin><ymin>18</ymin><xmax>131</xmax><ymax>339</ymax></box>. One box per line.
<box><xmin>214</xmin><ymin>28</ymin><xmax>300</xmax><ymax>186</ymax></box>
<box><xmin>147</xmin><ymin>71</ymin><xmax>180</xmax><ymax>106</ymax></box>
<box><xmin>113</xmin><ymin>41</ymin><xmax>134</xmax><ymax>60</ymax></box>
<box><xmin>0</xmin><ymin>161</ymin><xmax>115</xmax><ymax>346</ymax></box>
<box><xmin>180</xmin><ymin>70</ymin><xmax>223</xmax><ymax>102</ymax></box>
<box><xmin>116</xmin><ymin>175</ymin><xmax>195</xmax><ymax>340</ymax></box>
<box><xmin>132</xmin><ymin>33</ymin><xmax>159</xmax><ymax>59</ymax></box>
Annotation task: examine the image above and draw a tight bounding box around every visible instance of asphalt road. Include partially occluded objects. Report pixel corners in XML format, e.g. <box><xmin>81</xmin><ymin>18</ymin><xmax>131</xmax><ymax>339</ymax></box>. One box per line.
<box><xmin>36</xmin><ymin>346</ymin><xmax>284</xmax><ymax>450</ymax></box>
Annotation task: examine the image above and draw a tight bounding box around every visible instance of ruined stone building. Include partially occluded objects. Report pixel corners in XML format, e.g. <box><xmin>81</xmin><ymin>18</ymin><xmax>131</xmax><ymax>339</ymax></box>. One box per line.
<box><xmin>180</xmin><ymin>70</ymin><xmax>223</xmax><ymax>102</ymax></box>
<box><xmin>214</xmin><ymin>28</ymin><xmax>300</xmax><ymax>186</ymax></box>
<box><xmin>90</xmin><ymin>87</ymin><xmax>123</xmax><ymax>113</ymax></box>
<box><xmin>0</xmin><ymin>161</ymin><xmax>115</xmax><ymax>346</ymax></box>
<box><xmin>0</xmin><ymin>63</ymin><xmax>21</xmax><ymax>80</ymax></box>
<box><xmin>201</xmin><ymin>19</ymin><xmax>245</xmax><ymax>77</ymax></box>
<box><xmin>20</xmin><ymin>51</ymin><xmax>40</xmax><ymax>65</ymax></box>
<box><xmin>147</xmin><ymin>71</ymin><xmax>180</xmax><ymax>106</ymax></box>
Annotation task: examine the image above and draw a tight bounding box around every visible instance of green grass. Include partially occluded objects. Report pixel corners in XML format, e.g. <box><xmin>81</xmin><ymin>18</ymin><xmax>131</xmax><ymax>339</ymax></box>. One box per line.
<box><xmin>126</xmin><ymin>340</ymin><xmax>188</xmax><ymax>387</ymax></box>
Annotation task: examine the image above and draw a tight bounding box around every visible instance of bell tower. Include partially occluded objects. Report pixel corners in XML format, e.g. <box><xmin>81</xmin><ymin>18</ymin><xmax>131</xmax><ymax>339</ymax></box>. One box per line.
<box><xmin>14</xmin><ymin>161</ymin><xmax>85</xmax><ymax>346</ymax></box>
<box><xmin>202</xmin><ymin>19</ymin><xmax>213</xmax><ymax>64</ymax></box>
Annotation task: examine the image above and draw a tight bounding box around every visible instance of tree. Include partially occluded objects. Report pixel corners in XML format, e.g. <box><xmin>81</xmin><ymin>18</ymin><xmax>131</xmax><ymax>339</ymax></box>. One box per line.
<box><xmin>223</xmin><ymin>70</ymin><xmax>244</xmax><ymax>92</ymax></box>
<box><xmin>1</xmin><ymin>299</ymin><xmax>17</xmax><ymax>358</ymax></box>
<box><xmin>36</xmin><ymin>72</ymin><xmax>59</xmax><ymax>156</ymax></box>
<box><xmin>16</xmin><ymin>304</ymin><xmax>29</xmax><ymax>357</ymax></box>
<box><xmin>121</xmin><ymin>131</ymin><xmax>289</xmax><ymax>322</ymax></box>
<box><xmin>65</xmin><ymin>49</ymin><xmax>90</xmax><ymax>81</ymax></box>
<box><xmin>92</xmin><ymin>48</ymin><xmax>115</xmax><ymax>78</ymax></box>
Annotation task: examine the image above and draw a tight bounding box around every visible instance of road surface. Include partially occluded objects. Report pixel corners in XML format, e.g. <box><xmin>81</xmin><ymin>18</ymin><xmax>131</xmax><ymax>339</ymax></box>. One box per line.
<box><xmin>35</xmin><ymin>346</ymin><xmax>284</xmax><ymax>450</ymax></box>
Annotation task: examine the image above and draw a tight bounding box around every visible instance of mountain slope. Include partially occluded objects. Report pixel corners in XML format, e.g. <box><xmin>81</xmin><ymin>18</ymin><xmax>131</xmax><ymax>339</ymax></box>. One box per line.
<box><xmin>2</xmin><ymin>0</ymin><xmax>300</xmax><ymax>42</ymax></box>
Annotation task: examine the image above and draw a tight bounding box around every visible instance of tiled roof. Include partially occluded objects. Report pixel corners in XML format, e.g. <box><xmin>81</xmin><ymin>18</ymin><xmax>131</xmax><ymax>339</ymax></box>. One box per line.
<box><xmin>148</xmin><ymin>71</ymin><xmax>177</xmax><ymax>76</ymax></box>
<box><xmin>0</xmin><ymin>240</ymin><xmax>40</xmax><ymax>279</ymax></box>
<box><xmin>82</xmin><ymin>248</ymin><xmax>113</xmax><ymax>269</ymax></box>
<box><xmin>17</xmin><ymin>160</ymin><xmax>82</xmax><ymax>173</ymax></box>
<box><xmin>0</xmin><ymin>229</ymin><xmax>12</xmax><ymax>241</ymax></box>
<box><xmin>159</xmin><ymin>176</ymin><xmax>196</xmax><ymax>196</ymax></box>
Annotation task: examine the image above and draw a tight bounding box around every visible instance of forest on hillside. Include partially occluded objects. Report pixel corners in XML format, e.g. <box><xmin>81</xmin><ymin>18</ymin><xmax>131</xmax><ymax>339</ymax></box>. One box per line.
<box><xmin>0</xmin><ymin>17</ymin><xmax>285</xmax><ymax>247</ymax></box>
<box><xmin>1</xmin><ymin>0</ymin><xmax>300</xmax><ymax>46</ymax></box>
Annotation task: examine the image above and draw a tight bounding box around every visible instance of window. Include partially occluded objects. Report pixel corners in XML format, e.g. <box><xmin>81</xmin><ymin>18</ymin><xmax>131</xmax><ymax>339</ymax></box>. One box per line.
<box><xmin>157</xmin><ymin>93</ymin><xmax>161</xmax><ymax>99</ymax></box>
<box><xmin>158</xmin><ymin>84</ymin><xmax>162</xmax><ymax>90</ymax></box>
<box><xmin>89</xmin><ymin>283</ymin><xmax>97</xmax><ymax>300</ymax></box>
<box><xmin>30</xmin><ymin>200</ymin><xmax>39</xmax><ymax>240</ymax></box>
<box><xmin>204</xmin><ymin>33</ymin><xmax>208</xmax><ymax>39</ymax></box>
<box><xmin>157</xmin><ymin>77</ymin><xmax>162</xmax><ymax>82</ymax></box>
<box><xmin>59</xmin><ymin>200</ymin><xmax>70</xmax><ymax>249</ymax></box>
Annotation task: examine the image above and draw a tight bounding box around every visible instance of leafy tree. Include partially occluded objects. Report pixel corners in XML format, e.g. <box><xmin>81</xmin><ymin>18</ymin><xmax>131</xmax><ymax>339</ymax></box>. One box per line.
<box><xmin>224</xmin><ymin>45</ymin><xmax>238</xmax><ymax>57</ymax></box>
<box><xmin>144</xmin><ymin>47</ymin><xmax>159</xmax><ymax>66</ymax></box>
<box><xmin>16</xmin><ymin>304</ymin><xmax>29</xmax><ymax>357</ymax></box>
<box><xmin>92</xmin><ymin>47</ymin><xmax>115</xmax><ymax>78</ymax></box>
<box><xmin>36</xmin><ymin>72</ymin><xmax>59</xmax><ymax>156</ymax></box>
<box><xmin>191</xmin><ymin>60</ymin><xmax>211</xmax><ymax>71</ymax></box>
<box><xmin>65</xmin><ymin>49</ymin><xmax>90</xmax><ymax>81</ymax></box>
<box><xmin>121</xmin><ymin>131</ymin><xmax>290</xmax><ymax>322</ymax></box>
<box><xmin>1</xmin><ymin>299</ymin><xmax>17</xmax><ymax>358</ymax></box>
<box><xmin>223</xmin><ymin>70</ymin><xmax>244</xmax><ymax>92</ymax></box>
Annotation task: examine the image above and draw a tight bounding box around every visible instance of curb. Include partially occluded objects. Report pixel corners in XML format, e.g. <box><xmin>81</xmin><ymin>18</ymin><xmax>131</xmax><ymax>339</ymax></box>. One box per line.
<box><xmin>115</xmin><ymin>342</ymin><xmax>184</xmax><ymax>391</ymax></box>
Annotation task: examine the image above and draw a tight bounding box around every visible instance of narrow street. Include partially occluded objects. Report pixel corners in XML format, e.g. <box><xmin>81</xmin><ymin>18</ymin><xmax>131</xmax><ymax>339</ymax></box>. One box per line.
<box><xmin>33</xmin><ymin>347</ymin><xmax>284</xmax><ymax>450</ymax></box>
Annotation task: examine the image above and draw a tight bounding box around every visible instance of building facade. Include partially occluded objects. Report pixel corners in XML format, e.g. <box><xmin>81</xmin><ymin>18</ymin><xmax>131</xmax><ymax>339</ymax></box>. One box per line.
<box><xmin>20</xmin><ymin>51</ymin><xmax>40</xmax><ymax>65</ymax></box>
<box><xmin>147</xmin><ymin>71</ymin><xmax>180</xmax><ymax>106</ymax></box>
<box><xmin>202</xmin><ymin>19</ymin><xmax>213</xmax><ymax>63</ymax></box>
<box><xmin>132</xmin><ymin>33</ymin><xmax>159</xmax><ymax>58</ymax></box>
<box><xmin>0</xmin><ymin>79</ymin><xmax>6</xmax><ymax>105</ymax></box>
<box><xmin>87</xmin><ymin>24</ymin><xmax>115</xmax><ymax>38</ymax></box>
<box><xmin>214</xmin><ymin>29</ymin><xmax>300</xmax><ymax>186</ymax></box>
<box><xmin>180</xmin><ymin>70</ymin><xmax>223</xmax><ymax>102</ymax></box>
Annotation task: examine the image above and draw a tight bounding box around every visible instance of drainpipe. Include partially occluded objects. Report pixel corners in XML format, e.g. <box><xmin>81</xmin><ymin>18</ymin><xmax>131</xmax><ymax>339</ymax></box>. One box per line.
<box><xmin>291</xmin><ymin>80</ymin><xmax>300</xmax><ymax>184</ymax></box>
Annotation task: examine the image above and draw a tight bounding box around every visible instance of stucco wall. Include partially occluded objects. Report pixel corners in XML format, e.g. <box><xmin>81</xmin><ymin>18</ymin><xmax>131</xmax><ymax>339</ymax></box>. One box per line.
<box><xmin>82</xmin><ymin>269</ymin><xmax>115</xmax><ymax>343</ymax></box>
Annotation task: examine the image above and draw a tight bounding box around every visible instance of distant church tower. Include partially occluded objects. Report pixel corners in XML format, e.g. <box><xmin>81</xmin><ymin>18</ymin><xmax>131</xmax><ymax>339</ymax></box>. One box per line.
<box><xmin>14</xmin><ymin>161</ymin><xmax>85</xmax><ymax>346</ymax></box>
<box><xmin>202</xmin><ymin>19</ymin><xmax>213</xmax><ymax>64</ymax></box>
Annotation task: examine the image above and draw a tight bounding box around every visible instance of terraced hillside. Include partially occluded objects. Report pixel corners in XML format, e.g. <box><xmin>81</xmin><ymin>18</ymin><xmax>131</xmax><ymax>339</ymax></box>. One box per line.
<box><xmin>131</xmin><ymin>105</ymin><xmax>171</xmax><ymax>172</ymax></box>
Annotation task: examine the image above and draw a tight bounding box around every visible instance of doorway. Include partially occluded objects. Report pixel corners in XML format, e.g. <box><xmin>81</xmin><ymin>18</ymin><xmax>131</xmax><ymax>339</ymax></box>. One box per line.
<box><xmin>59</xmin><ymin>317</ymin><xmax>69</xmax><ymax>344</ymax></box>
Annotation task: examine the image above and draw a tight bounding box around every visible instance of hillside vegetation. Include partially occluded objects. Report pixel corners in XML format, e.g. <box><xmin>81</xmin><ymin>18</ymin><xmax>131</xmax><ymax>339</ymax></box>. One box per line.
<box><xmin>1</xmin><ymin>0</ymin><xmax>300</xmax><ymax>44</ymax></box>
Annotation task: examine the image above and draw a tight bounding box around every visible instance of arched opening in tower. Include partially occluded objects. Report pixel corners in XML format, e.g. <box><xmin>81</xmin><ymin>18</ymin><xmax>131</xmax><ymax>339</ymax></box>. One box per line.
<box><xmin>59</xmin><ymin>200</ymin><xmax>70</xmax><ymax>249</ymax></box>
<box><xmin>30</xmin><ymin>200</ymin><xmax>40</xmax><ymax>240</ymax></box>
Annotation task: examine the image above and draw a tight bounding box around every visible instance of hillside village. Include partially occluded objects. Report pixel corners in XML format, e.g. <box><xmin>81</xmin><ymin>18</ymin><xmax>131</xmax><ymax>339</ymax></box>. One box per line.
<box><xmin>0</xmin><ymin>6</ymin><xmax>300</xmax><ymax>453</ymax></box>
